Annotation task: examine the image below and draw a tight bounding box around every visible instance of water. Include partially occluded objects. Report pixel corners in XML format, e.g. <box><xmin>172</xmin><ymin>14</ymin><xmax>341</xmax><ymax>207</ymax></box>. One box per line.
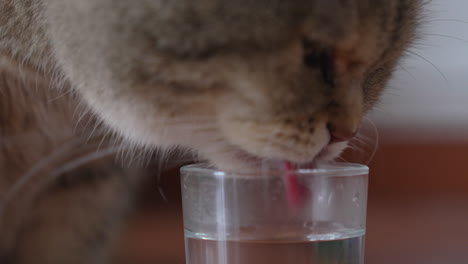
<box><xmin>185</xmin><ymin>230</ymin><xmax>364</xmax><ymax>264</ymax></box>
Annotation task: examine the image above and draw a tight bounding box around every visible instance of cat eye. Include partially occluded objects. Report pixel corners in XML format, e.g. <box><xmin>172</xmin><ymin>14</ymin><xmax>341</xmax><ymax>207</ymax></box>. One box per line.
<box><xmin>302</xmin><ymin>40</ymin><xmax>335</xmax><ymax>87</ymax></box>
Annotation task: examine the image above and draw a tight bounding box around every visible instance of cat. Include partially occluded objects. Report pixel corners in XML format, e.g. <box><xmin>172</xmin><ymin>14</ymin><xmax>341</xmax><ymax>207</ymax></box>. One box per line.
<box><xmin>0</xmin><ymin>0</ymin><xmax>422</xmax><ymax>263</ymax></box>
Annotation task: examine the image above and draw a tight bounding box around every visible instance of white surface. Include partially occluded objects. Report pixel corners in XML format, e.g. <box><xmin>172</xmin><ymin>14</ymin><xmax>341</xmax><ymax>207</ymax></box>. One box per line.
<box><xmin>369</xmin><ymin>0</ymin><xmax>468</xmax><ymax>140</ymax></box>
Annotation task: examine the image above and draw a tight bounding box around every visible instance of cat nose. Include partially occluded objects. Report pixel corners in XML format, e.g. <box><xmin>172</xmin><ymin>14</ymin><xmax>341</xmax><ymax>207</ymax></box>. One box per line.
<box><xmin>327</xmin><ymin>123</ymin><xmax>358</xmax><ymax>143</ymax></box>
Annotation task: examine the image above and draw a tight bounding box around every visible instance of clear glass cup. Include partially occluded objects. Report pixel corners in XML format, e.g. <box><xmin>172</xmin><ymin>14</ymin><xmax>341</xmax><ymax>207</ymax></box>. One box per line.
<box><xmin>181</xmin><ymin>162</ymin><xmax>369</xmax><ymax>264</ymax></box>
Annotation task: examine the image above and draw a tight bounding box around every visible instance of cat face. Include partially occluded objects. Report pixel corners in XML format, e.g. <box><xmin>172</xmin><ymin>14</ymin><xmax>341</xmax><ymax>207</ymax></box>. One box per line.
<box><xmin>41</xmin><ymin>0</ymin><xmax>421</xmax><ymax>170</ymax></box>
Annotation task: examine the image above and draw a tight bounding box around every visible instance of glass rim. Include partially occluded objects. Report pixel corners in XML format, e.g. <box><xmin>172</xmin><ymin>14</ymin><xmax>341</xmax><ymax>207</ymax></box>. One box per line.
<box><xmin>181</xmin><ymin>162</ymin><xmax>368</xmax><ymax>178</ymax></box>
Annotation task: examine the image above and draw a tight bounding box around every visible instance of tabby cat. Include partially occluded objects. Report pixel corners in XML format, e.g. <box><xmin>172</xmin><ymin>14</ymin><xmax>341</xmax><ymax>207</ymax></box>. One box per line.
<box><xmin>0</xmin><ymin>0</ymin><xmax>422</xmax><ymax>263</ymax></box>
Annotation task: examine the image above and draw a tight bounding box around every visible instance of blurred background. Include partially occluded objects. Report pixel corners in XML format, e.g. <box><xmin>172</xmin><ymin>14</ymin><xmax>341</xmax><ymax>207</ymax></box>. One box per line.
<box><xmin>114</xmin><ymin>0</ymin><xmax>468</xmax><ymax>263</ymax></box>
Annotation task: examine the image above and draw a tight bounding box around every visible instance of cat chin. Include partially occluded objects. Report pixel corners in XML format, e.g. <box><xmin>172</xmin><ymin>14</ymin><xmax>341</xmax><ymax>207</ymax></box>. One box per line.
<box><xmin>316</xmin><ymin>141</ymin><xmax>349</xmax><ymax>161</ymax></box>
<box><xmin>198</xmin><ymin>141</ymin><xmax>349</xmax><ymax>173</ymax></box>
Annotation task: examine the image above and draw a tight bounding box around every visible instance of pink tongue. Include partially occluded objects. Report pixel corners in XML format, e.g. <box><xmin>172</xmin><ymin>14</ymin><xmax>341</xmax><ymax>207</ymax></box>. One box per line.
<box><xmin>283</xmin><ymin>161</ymin><xmax>309</xmax><ymax>210</ymax></box>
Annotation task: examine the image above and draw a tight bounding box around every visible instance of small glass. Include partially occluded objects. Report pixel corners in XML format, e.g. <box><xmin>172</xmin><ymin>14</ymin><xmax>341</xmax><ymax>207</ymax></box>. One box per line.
<box><xmin>181</xmin><ymin>163</ymin><xmax>369</xmax><ymax>264</ymax></box>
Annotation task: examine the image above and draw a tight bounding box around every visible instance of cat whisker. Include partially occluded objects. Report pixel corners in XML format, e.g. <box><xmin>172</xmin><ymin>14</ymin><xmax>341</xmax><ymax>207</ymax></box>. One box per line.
<box><xmin>86</xmin><ymin>119</ymin><xmax>106</xmax><ymax>144</ymax></box>
<box><xmin>352</xmin><ymin>133</ymin><xmax>374</xmax><ymax>145</ymax></box>
<box><xmin>159</xmin><ymin>116</ymin><xmax>215</xmax><ymax>123</ymax></box>
<box><xmin>398</xmin><ymin>65</ymin><xmax>417</xmax><ymax>81</ymax></box>
<box><xmin>46</xmin><ymin>88</ymin><xmax>74</xmax><ymax>103</ymax></box>
<box><xmin>334</xmin><ymin>156</ymin><xmax>347</xmax><ymax>162</ymax></box>
<box><xmin>346</xmin><ymin>142</ymin><xmax>367</xmax><ymax>155</ymax></box>
<box><xmin>49</xmin><ymin>146</ymin><xmax>123</xmax><ymax>179</ymax></box>
<box><xmin>353</xmin><ymin>133</ymin><xmax>375</xmax><ymax>145</ymax></box>
<box><xmin>153</xmin><ymin>146</ymin><xmax>196</xmax><ymax>201</ymax></box>
<box><xmin>96</xmin><ymin>128</ymin><xmax>115</xmax><ymax>153</ymax></box>
<box><xmin>0</xmin><ymin>137</ymin><xmax>121</xmax><ymax>220</ymax></box>
<box><xmin>426</xmin><ymin>19</ymin><xmax>468</xmax><ymax>25</ymax></box>
<box><xmin>406</xmin><ymin>50</ymin><xmax>450</xmax><ymax>88</ymax></box>
<box><xmin>349</xmin><ymin>138</ymin><xmax>371</xmax><ymax>148</ymax></box>
<box><xmin>344</xmin><ymin>117</ymin><xmax>379</xmax><ymax>165</ymax></box>
<box><xmin>362</xmin><ymin>117</ymin><xmax>379</xmax><ymax>165</ymax></box>
<box><xmin>80</xmin><ymin>114</ymin><xmax>99</xmax><ymax>133</ymax></box>
<box><xmin>427</xmin><ymin>33</ymin><xmax>468</xmax><ymax>45</ymax></box>
<box><xmin>73</xmin><ymin>107</ymin><xmax>93</xmax><ymax>133</ymax></box>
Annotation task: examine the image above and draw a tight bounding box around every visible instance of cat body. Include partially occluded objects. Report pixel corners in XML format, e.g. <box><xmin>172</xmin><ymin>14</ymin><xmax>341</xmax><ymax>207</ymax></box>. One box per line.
<box><xmin>0</xmin><ymin>0</ymin><xmax>421</xmax><ymax>263</ymax></box>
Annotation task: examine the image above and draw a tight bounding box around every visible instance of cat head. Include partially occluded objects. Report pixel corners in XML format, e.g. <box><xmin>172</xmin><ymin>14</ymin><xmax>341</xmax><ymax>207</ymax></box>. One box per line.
<box><xmin>39</xmin><ymin>0</ymin><xmax>421</xmax><ymax>169</ymax></box>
